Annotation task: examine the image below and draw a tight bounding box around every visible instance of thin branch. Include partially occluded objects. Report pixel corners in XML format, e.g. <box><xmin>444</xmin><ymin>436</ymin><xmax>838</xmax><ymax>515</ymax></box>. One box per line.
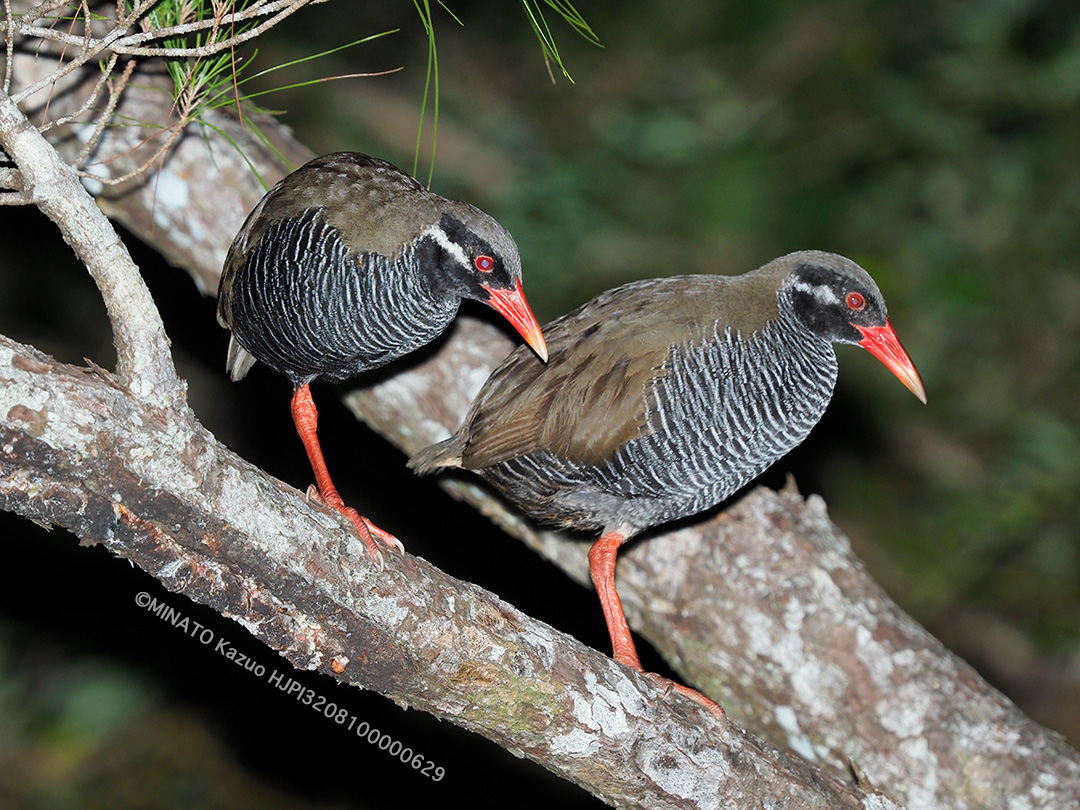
<box><xmin>7</xmin><ymin>0</ymin><xmax>316</xmax><ymax>102</ymax></box>
<box><xmin>1</xmin><ymin>0</ymin><xmax>316</xmax><ymax>51</ymax></box>
<box><xmin>18</xmin><ymin>0</ymin><xmax>74</xmax><ymax>25</ymax></box>
<box><xmin>70</xmin><ymin>54</ymin><xmax>131</xmax><ymax>167</ymax></box>
<box><xmin>78</xmin><ymin>115</ymin><xmax>185</xmax><ymax>187</ymax></box>
<box><xmin>0</xmin><ymin>162</ymin><xmax>31</xmax><ymax>203</ymax></box>
<box><xmin>109</xmin><ymin>1</ymin><xmax>315</xmax><ymax>56</ymax></box>
<box><xmin>0</xmin><ymin>89</ymin><xmax>181</xmax><ymax>404</ymax></box>
<box><xmin>38</xmin><ymin>51</ymin><xmax>119</xmax><ymax>133</ymax></box>
<box><xmin>112</xmin><ymin>0</ymin><xmax>306</xmax><ymax>47</ymax></box>
<box><xmin>10</xmin><ymin>15</ymin><xmax>129</xmax><ymax>103</ymax></box>
<box><xmin>3</xmin><ymin>0</ymin><xmax>13</xmax><ymax>94</ymax></box>
<box><xmin>0</xmin><ymin>25</ymin><xmax>93</xmax><ymax>49</ymax></box>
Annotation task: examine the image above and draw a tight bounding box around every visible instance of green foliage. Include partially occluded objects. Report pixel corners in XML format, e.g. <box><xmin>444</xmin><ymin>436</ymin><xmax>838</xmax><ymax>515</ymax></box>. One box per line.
<box><xmin>132</xmin><ymin>1</ymin><xmax>399</xmax><ymax>186</ymax></box>
<box><xmin>138</xmin><ymin>1</ymin><xmax>599</xmax><ymax>185</ymax></box>
<box><xmin>410</xmin><ymin>0</ymin><xmax>600</xmax><ymax>180</ymax></box>
<box><xmin>142</xmin><ymin>0</ymin><xmax>255</xmax><ymax>109</ymax></box>
<box><xmin>519</xmin><ymin>0</ymin><xmax>602</xmax><ymax>82</ymax></box>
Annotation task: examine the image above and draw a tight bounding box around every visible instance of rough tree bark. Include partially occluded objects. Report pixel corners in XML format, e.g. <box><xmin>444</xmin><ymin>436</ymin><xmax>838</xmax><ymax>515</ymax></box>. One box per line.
<box><xmin>350</xmin><ymin>318</ymin><xmax>1080</xmax><ymax>810</ymax></box>
<box><xmin>2</xmin><ymin>35</ymin><xmax>1078</xmax><ymax>810</ymax></box>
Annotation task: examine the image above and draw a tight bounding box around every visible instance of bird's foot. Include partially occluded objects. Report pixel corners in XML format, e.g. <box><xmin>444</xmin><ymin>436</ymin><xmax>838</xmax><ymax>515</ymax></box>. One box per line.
<box><xmin>305</xmin><ymin>485</ymin><xmax>405</xmax><ymax>568</ymax></box>
<box><xmin>646</xmin><ymin>672</ymin><xmax>727</xmax><ymax>725</ymax></box>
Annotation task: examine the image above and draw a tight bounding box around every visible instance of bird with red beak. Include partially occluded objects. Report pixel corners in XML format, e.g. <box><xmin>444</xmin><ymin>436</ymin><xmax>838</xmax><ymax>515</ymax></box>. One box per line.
<box><xmin>218</xmin><ymin>152</ymin><xmax>547</xmax><ymax>565</ymax></box>
<box><xmin>411</xmin><ymin>250</ymin><xmax>924</xmax><ymax>715</ymax></box>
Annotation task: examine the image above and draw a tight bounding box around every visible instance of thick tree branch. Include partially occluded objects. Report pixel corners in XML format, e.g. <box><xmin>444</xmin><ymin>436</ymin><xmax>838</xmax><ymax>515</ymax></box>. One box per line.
<box><xmin>0</xmin><ymin>333</ymin><xmax>898</xmax><ymax>810</ymax></box>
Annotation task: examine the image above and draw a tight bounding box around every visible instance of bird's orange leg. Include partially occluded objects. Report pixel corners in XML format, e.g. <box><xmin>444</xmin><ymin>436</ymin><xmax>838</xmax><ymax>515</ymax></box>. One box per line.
<box><xmin>589</xmin><ymin>532</ymin><xmax>725</xmax><ymax>721</ymax></box>
<box><xmin>588</xmin><ymin>532</ymin><xmax>644</xmax><ymax>669</ymax></box>
<box><xmin>290</xmin><ymin>384</ymin><xmax>403</xmax><ymax>565</ymax></box>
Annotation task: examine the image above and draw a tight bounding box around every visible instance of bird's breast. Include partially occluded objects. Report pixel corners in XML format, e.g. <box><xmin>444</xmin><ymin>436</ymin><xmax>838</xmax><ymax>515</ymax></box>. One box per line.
<box><xmin>225</xmin><ymin>209</ymin><xmax>458</xmax><ymax>383</ymax></box>
<box><xmin>621</xmin><ymin>319</ymin><xmax>839</xmax><ymax>500</ymax></box>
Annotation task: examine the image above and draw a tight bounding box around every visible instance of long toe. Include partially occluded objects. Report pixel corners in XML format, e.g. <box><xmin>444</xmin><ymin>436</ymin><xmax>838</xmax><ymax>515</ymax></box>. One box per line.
<box><xmin>646</xmin><ymin>672</ymin><xmax>727</xmax><ymax>725</ymax></box>
<box><xmin>341</xmin><ymin>507</ymin><xmax>403</xmax><ymax>568</ymax></box>
<box><xmin>305</xmin><ymin>485</ymin><xmax>405</xmax><ymax>565</ymax></box>
<box><xmin>363</xmin><ymin>520</ymin><xmax>405</xmax><ymax>554</ymax></box>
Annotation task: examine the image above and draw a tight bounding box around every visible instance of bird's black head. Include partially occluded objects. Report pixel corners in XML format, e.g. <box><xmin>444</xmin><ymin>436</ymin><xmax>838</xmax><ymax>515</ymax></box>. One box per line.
<box><xmin>781</xmin><ymin>251</ymin><xmax>926</xmax><ymax>402</ymax></box>
<box><xmin>414</xmin><ymin>210</ymin><xmax>522</xmax><ymax>301</ymax></box>
<box><xmin>414</xmin><ymin>209</ymin><xmax>548</xmax><ymax>361</ymax></box>
<box><xmin>784</xmin><ymin>255</ymin><xmax>889</xmax><ymax>345</ymax></box>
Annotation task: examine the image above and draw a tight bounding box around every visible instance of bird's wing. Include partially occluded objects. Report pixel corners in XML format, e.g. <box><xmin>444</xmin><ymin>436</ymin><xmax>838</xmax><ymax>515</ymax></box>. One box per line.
<box><xmin>458</xmin><ymin>278</ymin><xmax>711</xmax><ymax>469</ymax></box>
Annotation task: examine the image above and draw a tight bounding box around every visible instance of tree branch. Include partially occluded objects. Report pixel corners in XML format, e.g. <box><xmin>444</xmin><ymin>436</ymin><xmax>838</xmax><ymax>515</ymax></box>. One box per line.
<box><xmin>0</xmin><ymin>89</ymin><xmax>181</xmax><ymax>406</ymax></box>
<box><xmin>107</xmin><ymin>0</ymin><xmax>320</xmax><ymax>56</ymax></box>
<box><xmin>0</xmin><ymin>333</ymin><xmax>901</xmax><ymax>809</ymax></box>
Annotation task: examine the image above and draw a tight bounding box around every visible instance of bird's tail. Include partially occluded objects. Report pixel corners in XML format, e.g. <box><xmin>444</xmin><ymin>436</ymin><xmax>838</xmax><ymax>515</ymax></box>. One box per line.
<box><xmin>225</xmin><ymin>336</ymin><xmax>258</xmax><ymax>381</ymax></box>
<box><xmin>407</xmin><ymin>436</ymin><xmax>464</xmax><ymax>475</ymax></box>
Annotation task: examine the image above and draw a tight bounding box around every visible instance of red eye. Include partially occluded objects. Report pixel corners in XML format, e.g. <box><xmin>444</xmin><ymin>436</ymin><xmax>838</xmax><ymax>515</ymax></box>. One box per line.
<box><xmin>475</xmin><ymin>255</ymin><xmax>495</xmax><ymax>273</ymax></box>
<box><xmin>846</xmin><ymin>292</ymin><xmax>866</xmax><ymax>311</ymax></box>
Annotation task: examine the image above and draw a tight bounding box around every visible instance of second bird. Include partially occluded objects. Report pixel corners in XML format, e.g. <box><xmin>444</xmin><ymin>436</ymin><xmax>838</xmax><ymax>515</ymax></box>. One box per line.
<box><xmin>218</xmin><ymin>152</ymin><xmax>548</xmax><ymax>563</ymax></box>
<box><xmin>410</xmin><ymin>250</ymin><xmax>925</xmax><ymax>714</ymax></box>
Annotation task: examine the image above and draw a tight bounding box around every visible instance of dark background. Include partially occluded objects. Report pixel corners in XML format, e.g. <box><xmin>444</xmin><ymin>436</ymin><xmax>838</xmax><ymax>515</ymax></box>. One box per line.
<box><xmin>2</xmin><ymin>0</ymin><xmax>1079</xmax><ymax>806</ymax></box>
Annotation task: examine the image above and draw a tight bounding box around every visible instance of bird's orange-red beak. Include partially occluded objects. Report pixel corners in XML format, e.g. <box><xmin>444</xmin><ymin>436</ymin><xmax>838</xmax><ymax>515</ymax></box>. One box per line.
<box><xmin>854</xmin><ymin>322</ymin><xmax>927</xmax><ymax>403</ymax></box>
<box><xmin>484</xmin><ymin>279</ymin><xmax>549</xmax><ymax>362</ymax></box>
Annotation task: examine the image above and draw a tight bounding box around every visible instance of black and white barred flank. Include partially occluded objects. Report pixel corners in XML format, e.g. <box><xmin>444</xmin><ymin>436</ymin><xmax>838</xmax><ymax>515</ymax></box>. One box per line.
<box><xmin>477</xmin><ymin>297</ymin><xmax>839</xmax><ymax>535</ymax></box>
<box><xmin>225</xmin><ymin>208</ymin><xmax>461</xmax><ymax>385</ymax></box>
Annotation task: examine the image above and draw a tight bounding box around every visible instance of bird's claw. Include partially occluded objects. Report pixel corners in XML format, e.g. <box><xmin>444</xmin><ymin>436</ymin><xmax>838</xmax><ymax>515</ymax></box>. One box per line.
<box><xmin>364</xmin><ymin>521</ymin><xmax>405</xmax><ymax>555</ymax></box>
<box><xmin>645</xmin><ymin>672</ymin><xmax>727</xmax><ymax>726</ymax></box>
<box><xmin>304</xmin><ymin>485</ymin><xmax>405</xmax><ymax>567</ymax></box>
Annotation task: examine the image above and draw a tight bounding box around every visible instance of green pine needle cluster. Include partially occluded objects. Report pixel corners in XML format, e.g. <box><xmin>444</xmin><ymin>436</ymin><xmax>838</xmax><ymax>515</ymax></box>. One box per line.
<box><xmin>137</xmin><ymin>0</ymin><xmax>599</xmax><ymax>186</ymax></box>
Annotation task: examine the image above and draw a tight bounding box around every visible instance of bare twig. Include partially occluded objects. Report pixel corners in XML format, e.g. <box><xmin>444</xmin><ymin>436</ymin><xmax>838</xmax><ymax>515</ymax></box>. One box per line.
<box><xmin>0</xmin><ymin>24</ymin><xmax>92</xmax><ymax>49</ymax></box>
<box><xmin>20</xmin><ymin>0</ymin><xmax>83</xmax><ymax>25</ymax></box>
<box><xmin>4</xmin><ymin>0</ymin><xmax>331</xmax><ymax>193</ymax></box>
<box><xmin>0</xmin><ymin>162</ymin><xmax>32</xmax><ymax>204</ymax></box>
<box><xmin>3</xmin><ymin>0</ymin><xmax>14</xmax><ymax>94</ymax></box>
<box><xmin>10</xmin><ymin>16</ymin><xmax>129</xmax><ymax>104</ymax></box>
<box><xmin>38</xmin><ymin>51</ymin><xmax>119</xmax><ymax>133</ymax></box>
<box><xmin>70</xmin><ymin>54</ymin><xmax>131</xmax><ymax>167</ymax></box>
<box><xmin>79</xmin><ymin>117</ymin><xmax>184</xmax><ymax>186</ymax></box>
<box><xmin>110</xmin><ymin>0</ymin><xmax>311</xmax><ymax>53</ymax></box>
<box><xmin>2</xmin><ymin>0</ymin><xmax>315</xmax><ymax>50</ymax></box>
<box><xmin>7</xmin><ymin>0</ymin><xmax>317</xmax><ymax>103</ymax></box>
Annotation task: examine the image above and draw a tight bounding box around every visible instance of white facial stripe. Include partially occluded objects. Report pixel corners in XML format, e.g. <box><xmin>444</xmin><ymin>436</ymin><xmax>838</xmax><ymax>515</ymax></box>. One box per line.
<box><xmin>424</xmin><ymin>224</ymin><xmax>471</xmax><ymax>269</ymax></box>
<box><xmin>792</xmin><ymin>279</ymin><xmax>841</xmax><ymax>306</ymax></box>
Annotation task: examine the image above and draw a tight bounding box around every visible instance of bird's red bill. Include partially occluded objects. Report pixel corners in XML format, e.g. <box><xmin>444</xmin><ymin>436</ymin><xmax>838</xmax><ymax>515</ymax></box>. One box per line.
<box><xmin>854</xmin><ymin>322</ymin><xmax>927</xmax><ymax>403</ymax></box>
<box><xmin>484</xmin><ymin>279</ymin><xmax>549</xmax><ymax>362</ymax></box>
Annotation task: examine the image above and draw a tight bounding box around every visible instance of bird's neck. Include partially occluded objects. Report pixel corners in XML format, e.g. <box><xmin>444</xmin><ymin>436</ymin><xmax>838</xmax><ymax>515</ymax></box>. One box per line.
<box><xmin>359</xmin><ymin>251</ymin><xmax>461</xmax><ymax>352</ymax></box>
<box><xmin>770</xmin><ymin>302</ymin><xmax>840</xmax><ymax>392</ymax></box>
<box><xmin>668</xmin><ymin>301</ymin><xmax>839</xmax><ymax>440</ymax></box>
